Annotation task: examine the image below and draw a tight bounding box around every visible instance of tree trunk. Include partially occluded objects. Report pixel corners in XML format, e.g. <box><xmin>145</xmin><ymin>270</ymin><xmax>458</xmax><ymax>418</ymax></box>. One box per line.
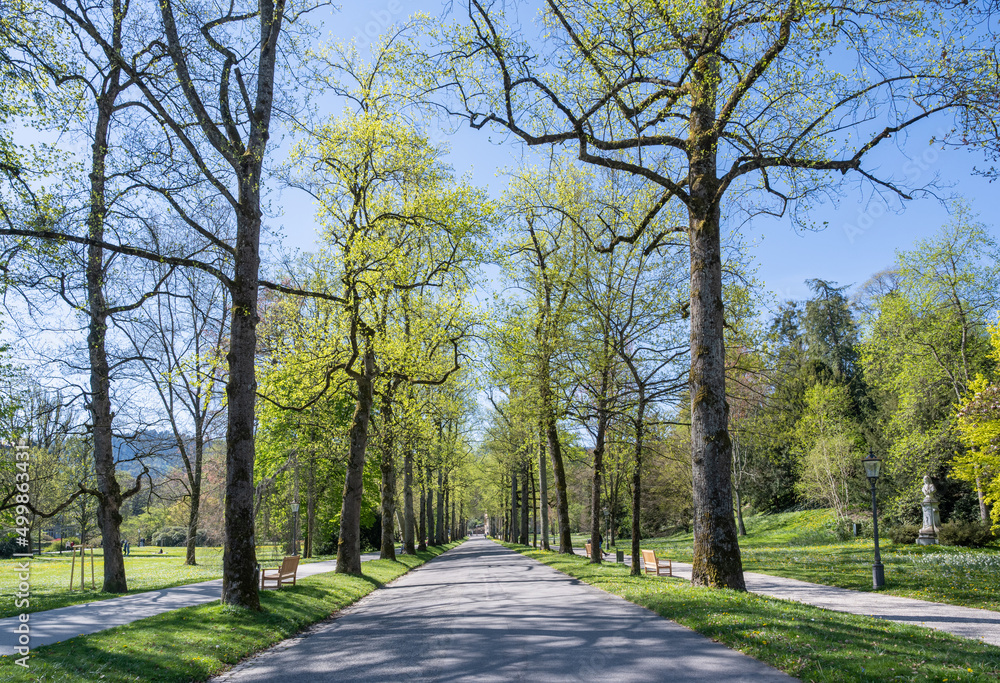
<box><xmin>538</xmin><ymin>420</ymin><xmax>550</xmax><ymax>550</ymax></box>
<box><xmin>541</xmin><ymin>374</ymin><xmax>572</xmax><ymax>553</ymax></box>
<box><xmin>219</xmin><ymin>162</ymin><xmax>267</xmax><ymax>606</ymax></box>
<box><xmin>403</xmin><ymin>444</ymin><xmax>416</xmax><ymax>554</ymax></box>
<box><xmin>417</xmin><ymin>474</ymin><xmax>427</xmax><ymax>552</ymax></box>
<box><xmin>436</xmin><ymin>467</ymin><xmax>445</xmax><ymax>545</ymax></box>
<box><xmin>379</xmin><ymin>400</ymin><xmax>397</xmax><ymax>560</ymax></box>
<box><xmin>443</xmin><ymin>471</ymin><xmax>450</xmax><ymax>542</ymax></box>
<box><xmin>590</xmin><ymin>376</ymin><xmax>610</xmax><ymax>564</ymax></box>
<box><xmin>425</xmin><ymin>465</ymin><xmax>435</xmax><ymax>547</ymax></box>
<box><xmin>336</xmin><ymin>347</ymin><xmax>375</xmax><ymax>574</ymax></box>
<box><xmin>531</xmin><ymin>462</ymin><xmax>537</xmax><ymax>548</ymax></box>
<box><xmin>520</xmin><ymin>463</ymin><xmax>529</xmax><ymax>545</ymax></box>
<box><xmin>687</xmin><ymin>27</ymin><xmax>745</xmax><ymax>589</ymax></box>
<box><xmin>305</xmin><ymin>456</ymin><xmax>316</xmax><ymax>558</ymax></box>
<box><xmin>630</xmin><ymin>400</ymin><xmax>646</xmax><ymax>576</ymax></box>
<box><xmin>509</xmin><ymin>470</ymin><xmax>518</xmax><ymax>543</ymax></box>
<box><xmin>735</xmin><ymin>487</ymin><xmax>747</xmax><ymax>536</ymax></box>
<box><xmin>185</xmin><ymin>476</ymin><xmax>201</xmax><ymax>566</ymax></box>
<box><xmin>88</xmin><ymin>75</ymin><xmax>127</xmax><ymax>594</ymax></box>
<box><xmin>292</xmin><ymin>450</ymin><xmax>300</xmax><ymax>555</ymax></box>
<box><xmin>977</xmin><ymin>470</ymin><xmax>989</xmax><ymax>522</ymax></box>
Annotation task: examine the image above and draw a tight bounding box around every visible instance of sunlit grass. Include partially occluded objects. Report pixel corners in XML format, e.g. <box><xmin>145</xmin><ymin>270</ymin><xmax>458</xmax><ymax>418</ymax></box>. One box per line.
<box><xmin>0</xmin><ymin>545</ymin><xmax>341</xmax><ymax>619</ymax></box>
<box><xmin>506</xmin><ymin>542</ymin><xmax>1000</xmax><ymax>683</ymax></box>
<box><xmin>644</xmin><ymin>510</ymin><xmax>1000</xmax><ymax>611</ymax></box>
<box><xmin>0</xmin><ymin>543</ymin><xmax>459</xmax><ymax>682</ymax></box>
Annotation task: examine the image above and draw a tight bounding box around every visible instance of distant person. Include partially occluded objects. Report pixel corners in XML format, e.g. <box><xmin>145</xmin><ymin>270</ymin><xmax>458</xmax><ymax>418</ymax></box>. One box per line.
<box><xmin>139</xmin><ymin>537</ymin><xmax>144</xmax><ymax>548</ymax></box>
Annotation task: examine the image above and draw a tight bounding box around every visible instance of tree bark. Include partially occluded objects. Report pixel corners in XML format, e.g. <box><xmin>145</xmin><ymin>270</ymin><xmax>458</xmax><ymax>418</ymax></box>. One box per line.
<box><xmin>436</xmin><ymin>466</ymin><xmax>445</xmax><ymax>545</ymax></box>
<box><xmin>185</xmin><ymin>439</ymin><xmax>202</xmax><ymax>566</ymax></box>
<box><xmin>379</xmin><ymin>399</ymin><xmax>397</xmax><ymax>560</ymax></box>
<box><xmin>589</xmin><ymin>364</ymin><xmax>611</xmax><ymax>564</ymax></box>
<box><xmin>403</xmin><ymin>443</ymin><xmax>416</xmax><ymax>554</ymax></box>
<box><xmin>977</xmin><ymin>470</ymin><xmax>989</xmax><ymax>522</ymax></box>
<box><xmin>520</xmin><ymin>463</ymin><xmax>529</xmax><ymax>545</ymax></box>
<box><xmin>425</xmin><ymin>464</ymin><xmax>435</xmax><ymax>547</ymax></box>
<box><xmin>336</xmin><ymin>347</ymin><xmax>375</xmax><ymax>574</ymax></box>
<box><xmin>509</xmin><ymin>470</ymin><xmax>518</xmax><ymax>543</ymax></box>
<box><xmin>538</xmin><ymin>420</ymin><xmax>550</xmax><ymax>550</ymax></box>
<box><xmin>531</xmin><ymin>461</ymin><xmax>537</xmax><ymax>548</ymax></box>
<box><xmin>305</xmin><ymin>454</ymin><xmax>316</xmax><ymax>558</ymax></box>
<box><xmin>687</xmin><ymin>21</ymin><xmax>745</xmax><ymax>589</ymax></box>
<box><xmin>417</xmin><ymin>472</ymin><xmax>427</xmax><ymax>552</ymax></box>
<box><xmin>87</xmin><ymin>68</ymin><xmax>127</xmax><ymax>594</ymax></box>
<box><xmin>221</xmin><ymin>174</ymin><xmax>264</xmax><ymax>605</ymax></box>
<box><xmin>630</xmin><ymin>400</ymin><xmax>646</xmax><ymax>576</ymax></box>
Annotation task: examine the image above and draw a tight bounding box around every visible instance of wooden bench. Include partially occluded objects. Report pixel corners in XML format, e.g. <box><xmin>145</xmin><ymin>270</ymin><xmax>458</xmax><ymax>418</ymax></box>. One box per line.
<box><xmin>584</xmin><ymin>542</ymin><xmax>592</xmax><ymax>558</ymax></box>
<box><xmin>261</xmin><ymin>555</ymin><xmax>300</xmax><ymax>589</ymax></box>
<box><xmin>641</xmin><ymin>549</ymin><xmax>672</xmax><ymax>577</ymax></box>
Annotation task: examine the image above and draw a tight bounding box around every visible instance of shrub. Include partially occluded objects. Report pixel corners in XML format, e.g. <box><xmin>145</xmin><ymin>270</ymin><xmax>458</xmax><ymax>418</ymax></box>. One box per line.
<box><xmin>0</xmin><ymin>533</ymin><xmax>19</xmax><ymax>559</ymax></box>
<box><xmin>886</xmin><ymin>524</ymin><xmax>920</xmax><ymax>545</ymax></box>
<box><xmin>152</xmin><ymin>527</ymin><xmax>209</xmax><ymax>547</ymax></box>
<box><xmin>939</xmin><ymin>520</ymin><xmax>995</xmax><ymax>548</ymax></box>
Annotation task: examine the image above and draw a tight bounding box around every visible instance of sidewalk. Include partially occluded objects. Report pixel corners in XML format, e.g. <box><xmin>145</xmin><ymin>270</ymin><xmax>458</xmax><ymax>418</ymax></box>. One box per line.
<box><xmin>574</xmin><ymin>546</ymin><xmax>1000</xmax><ymax>648</ymax></box>
<box><xmin>0</xmin><ymin>551</ymin><xmax>385</xmax><ymax>654</ymax></box>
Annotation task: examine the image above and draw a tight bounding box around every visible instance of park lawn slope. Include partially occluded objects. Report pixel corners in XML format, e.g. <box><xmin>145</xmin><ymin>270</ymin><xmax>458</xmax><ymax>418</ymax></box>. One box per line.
<box><xmin>646</xmin><ymin>509</ymin><xmax>1000</xmax><ymax>611</ymax></box>
<box><xmin>505</xmin><ymin>543</ymin><xmax>1000</xmax><ymax>683</ymax></box>
<box><xmin>0</xmin><ymin>543</ymin><xmax>459</xmax><ymax>682</ymax></box>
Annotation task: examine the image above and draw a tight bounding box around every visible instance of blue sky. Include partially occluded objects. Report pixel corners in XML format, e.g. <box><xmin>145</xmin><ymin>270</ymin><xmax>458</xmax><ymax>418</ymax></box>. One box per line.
<box><xmin>272</xmin><ymin>1</ymin><xmax>1000</xmax><ymax>312</ymax></box>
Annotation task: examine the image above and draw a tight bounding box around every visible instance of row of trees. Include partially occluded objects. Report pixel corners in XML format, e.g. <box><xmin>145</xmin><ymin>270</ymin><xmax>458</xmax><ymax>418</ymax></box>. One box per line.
<box><xmin>2</xmin><ymin>0</ymin><xmax>999</xmax><ymax>605</ymax></box>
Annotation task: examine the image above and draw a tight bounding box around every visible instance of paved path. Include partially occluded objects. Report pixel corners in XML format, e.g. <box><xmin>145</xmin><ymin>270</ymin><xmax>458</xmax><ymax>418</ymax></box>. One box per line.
<box><xmin>0</xmin><ymin>551</ymin><xmax>383</xmax><ymax>654</ymax></box>
<box><xmin>577</xmin><ymin>547</ymin><xmax>1000</xmax><ymax>647</ymax></box>
<box><xmin>212</xmin><ymin>538</ymin><xmax>791</xmax><ymax>682</ymax></box>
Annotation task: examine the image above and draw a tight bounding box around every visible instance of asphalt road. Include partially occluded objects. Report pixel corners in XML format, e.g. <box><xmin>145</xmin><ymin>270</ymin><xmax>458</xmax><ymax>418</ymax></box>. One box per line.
<box><xmin>213</xmin><ymin>538</ymin><xmax>792</xmax><ymax>682</ymax></box>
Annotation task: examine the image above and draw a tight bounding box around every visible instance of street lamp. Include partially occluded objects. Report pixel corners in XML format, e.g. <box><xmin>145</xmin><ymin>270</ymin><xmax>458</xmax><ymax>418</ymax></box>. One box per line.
<box><xmin>290</xmin><ymin>501</ymin><xmax>300</xmax><ymax>556</ymax></box>
<box><xmin>862</xmin><ymin>449</ymin><xmax>885</xmax><ymax>589</ymax></box>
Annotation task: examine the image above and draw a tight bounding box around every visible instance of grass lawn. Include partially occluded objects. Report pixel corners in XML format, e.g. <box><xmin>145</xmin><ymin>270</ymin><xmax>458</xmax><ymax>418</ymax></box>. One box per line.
<box><xmin>0</xmin><ymin>543</ymin><xmax>459</xmax><ymax>682</ymax></box>
<box><xmin>644</xmin><ymin>509</ymin><xmax>1000</xmax><ymax>612</ymax></box>
<box><xmin>504</xmin><ymin>542</ymin><xmax>1000</xmax><ymax>683</ymax></box>
<box><xmin>0</xmin><ymin>545</ymin><xmax>348</xmax><ymax>619</ymax></box>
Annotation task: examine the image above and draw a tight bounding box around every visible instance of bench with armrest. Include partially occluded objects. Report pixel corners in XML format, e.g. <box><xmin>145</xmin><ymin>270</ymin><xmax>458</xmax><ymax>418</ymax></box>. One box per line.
<box><xmin>261</xmin><ymin>555</ymin><xmax>300</xmax><ymax>589</ymax></box>
<box><xmin>641</xmin><ymin>549</ymin><xmax>672</xmax><ymax>577</ymax></box>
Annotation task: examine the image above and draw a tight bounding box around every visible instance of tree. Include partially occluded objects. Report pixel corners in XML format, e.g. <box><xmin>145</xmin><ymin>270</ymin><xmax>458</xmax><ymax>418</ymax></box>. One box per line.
<box><xmin>288</xmin><ymin>42</ymin><xmax>489</xmax><ymax>569</ymax></box>
<box><xmin>441</xmin><ymin>0</ymin><xmax>992</xmax><ymax>589</ymax></box>
<box><xmin>794</xmin><ymin>384</ymin><xmax>864</xmax><ymax>519</ymax></box>
<box><xmin>954</xmin><ymin>321</ymin><xmax>1000</xmax><ymax>529</ymax></box>
<box><xmin>3</xmin><ymin>0</ymin><xmax>319</xmax><ymax>609</ymax></box>
<box><xmin>860</xmin><ymin>211</ymin><xmax>1000</xmax><ymax>520</ymax></box>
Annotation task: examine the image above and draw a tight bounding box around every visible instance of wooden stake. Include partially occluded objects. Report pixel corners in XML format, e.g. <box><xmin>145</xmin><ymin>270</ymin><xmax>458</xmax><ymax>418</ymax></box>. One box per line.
<box><xmin>69</xmin><ymin>545</ymin><xmax>76</xmax><ymax>590</ymax></box>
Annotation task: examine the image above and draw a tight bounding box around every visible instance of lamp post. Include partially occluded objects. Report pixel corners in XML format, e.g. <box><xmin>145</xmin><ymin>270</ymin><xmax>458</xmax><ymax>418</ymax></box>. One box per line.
<box><xmin>290</xmin><ymin>501</ymin><xmax>300</xmax><ymax>556</ymax></box>
<box><xmin>862</xmin><ymin>449</ymin><xmax>885</xmax><ymax>589</ymax></box>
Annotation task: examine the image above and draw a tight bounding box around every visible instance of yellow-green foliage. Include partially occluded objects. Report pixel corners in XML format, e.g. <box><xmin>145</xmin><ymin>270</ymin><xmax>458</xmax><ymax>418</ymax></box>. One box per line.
<box><xmin>954</xmin><ymin>321</ymin><xmax>1000</xmax><ymax>532</ymax></box>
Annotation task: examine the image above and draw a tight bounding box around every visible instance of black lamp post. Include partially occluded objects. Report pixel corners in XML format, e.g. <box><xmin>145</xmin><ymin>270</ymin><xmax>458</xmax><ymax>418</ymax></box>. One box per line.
<box><xmin>290</xmin><ymin>501</ymin><xmax>300</xmax><ymax>556</ymax></box>
<box><xmin>862</xmin><ymin>449</ymin><xmax>885</xmax><ymax>589</ymax></box>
